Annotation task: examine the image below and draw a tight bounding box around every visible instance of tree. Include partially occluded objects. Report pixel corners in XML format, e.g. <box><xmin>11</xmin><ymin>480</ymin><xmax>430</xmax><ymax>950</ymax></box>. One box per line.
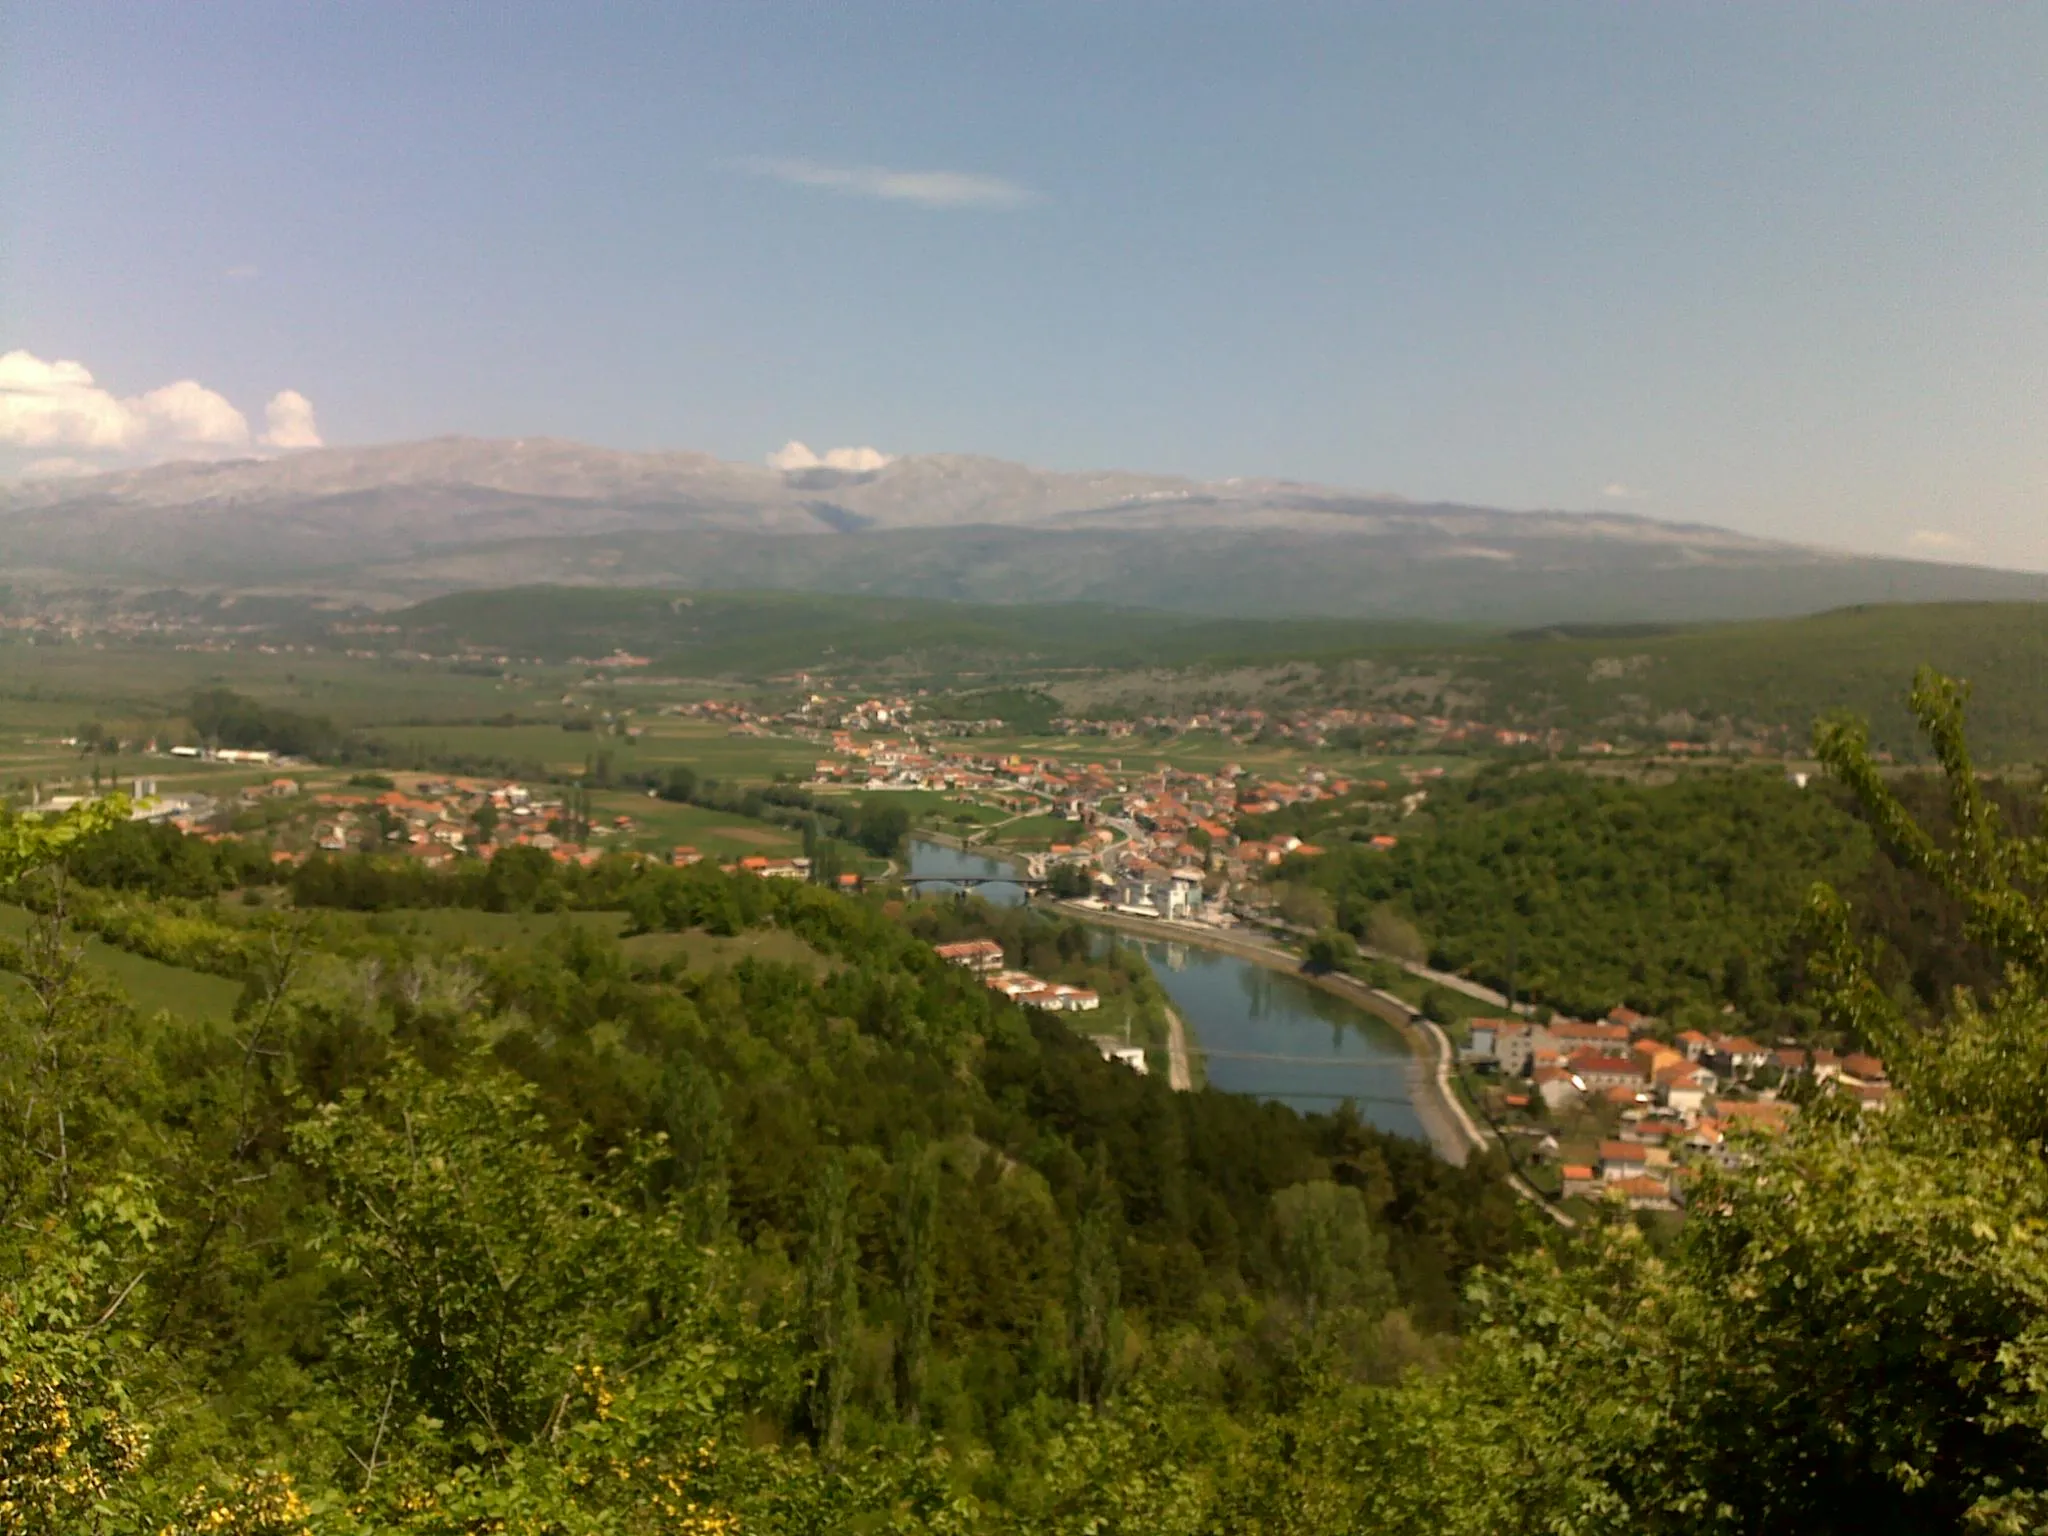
<box><xmin>0</xmin><ymin>797</ymin><xmax>153</xmax><ymax>1531</ymax></box>
<box><xmin>656</xmin><ymin>1052</ymin><xmax>730</xmax><ymax>1239</ymax></box>
<box><xmin>1365</xmin><ymin>904</ymin><xmax>1427</xmax><ymax>965</ymax></box>
<box><xmin>659</xmin><ymin>764</ymin><xmax>700</xmax><ymax>804</ymax></box>
<box><xmin>1270</xmin><ymin>1180</ymin><xmax>1393</xmax><ymax>1332</ymax></box>
<box><xmin>890</xmin><ymin>1138</ymin><xmax>939</xmax><ymax>1425</ymax></box>
<box><xmin>1322</xmin><ymin>669</ymin><xmax>2048</xmax><ymax>1534</ymax></box>
<box><xmin>801</xmin><ymin>1154</ymin><xmax>859</xmax><ymax>1456</ymax></box>
<box><xmin>1048</xmin><ymin>861</ymin><xmax>1094</xmax><ymax>899</ymax></box>
<box><xmin>855</xmin><ymin>802</ymin><xmax>910</xmax><ymax>859</ymax></box>
<box><xmin>1305</xmin><ymin>929</ymin><xmax>1357</xmax><ymax>973</ymax></box>
<box><xmin>1070</xmin><ymin>1155</ymin><xmax>1127</xmax><ymax>1408</ymax></box>
<box><xmin>1277</xmin><ymin>881</ymin><xmax>1334</xmax><ymax>931</ymax></box>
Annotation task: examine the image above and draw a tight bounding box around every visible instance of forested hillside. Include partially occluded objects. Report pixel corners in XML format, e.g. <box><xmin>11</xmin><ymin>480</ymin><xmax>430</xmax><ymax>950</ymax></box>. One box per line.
<box><xmin>1447</xmin><ymin>601</ymin><xmax>2048</xmax><ymax>761</ymax></box>
<box><xmin>1281</xmin><ymin>756</ymin><xmax>2036</xmax><ymax>1038</ymax></box>
<box><xmin>0</xmin><ymin>812</ymin><xmax>1521</xmax><ymax>1532</ymax></box>
<box><xmin>1288</xmin><ymin>767</ymin><xmax>1876</xmax><ymax>1024</ymax></box>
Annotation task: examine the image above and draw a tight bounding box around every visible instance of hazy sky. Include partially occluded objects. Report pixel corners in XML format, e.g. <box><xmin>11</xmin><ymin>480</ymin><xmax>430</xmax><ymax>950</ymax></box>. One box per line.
<box><xmin>3</xmin><ymin>3</ymin><xmax>2045</xmax><ymax>567</ymax></box>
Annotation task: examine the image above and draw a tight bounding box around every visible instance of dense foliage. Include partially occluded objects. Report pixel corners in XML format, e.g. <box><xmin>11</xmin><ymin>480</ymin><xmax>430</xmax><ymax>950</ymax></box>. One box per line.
<box><xmin>60</xmin><ymin>818</ymin><xmax>285</xmax><ymax>898</ymax></box>
<box><xmin>1</xmin><ymin>813</ymin><xmax>1522</xmax><ymax>1531</ymax></box>
<box><xmin>923</xmin><ymin>689</ymin><xmax>1065</xmax><ymax>734</ymax></box>
<box><xmin>652</xmin><ymin>766</ymin><xmax>909</xmax><ymax>858</ymax></box>
<box><xmin>188</xmin><ymin>687</ymin><xmax>346</xmax><ymax>760</ymax></box>
<box><xmin>1290</xmin><ymin>766</ymin><xmax>1875</xmax><ymax>1022</ymax></box>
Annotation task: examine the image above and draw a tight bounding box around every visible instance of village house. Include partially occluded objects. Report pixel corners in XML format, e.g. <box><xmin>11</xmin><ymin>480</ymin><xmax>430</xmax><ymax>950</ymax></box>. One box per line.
<box><xmin>1549</xmin><ymin>1019</ymin><xmax>1633</xmax><ymax>1053</ymax></box>
<box><xmin>1656</xmin><ymin>1060</ymin><xmax>1718</xmax><ymax>1115</ymax></box>
<box><xmin>1534</xmin><ymin>1065</ymin><xmax>1582</xmax><ymax>1111</ymax></box>
<box><xmin>933</xmin><ymin>939</ymin><xmax>1006</xmax><ymax>973</ymax></box>
<box><xmin>1569</xmin><ymin>1049</ymin><xmax>1651</xmax><ymax>1092</ymax></box>
<box><xmin>1093</xmin><ymin>1039</ymin><xmax>1149</xmax><ymax>1073</ymax></box>
<box><xmin>1560</xmin><ymin>1164</ymin><xmax>1602</xmax><ymax>1199</ymax></box>
<box><xmin>1599</xmin><ymin>1140</ymin><xmax>1650</xmax><ymax>1182</ymax></box>
<box><xmin>1613</xmin><ymin>1175</ymin><xmax>1679</xmax><ymax>1212</ymax></box>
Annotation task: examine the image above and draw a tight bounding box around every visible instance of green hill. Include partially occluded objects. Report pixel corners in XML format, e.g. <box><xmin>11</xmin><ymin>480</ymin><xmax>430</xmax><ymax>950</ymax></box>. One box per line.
<box><xmin>1438</xmin><ymin>601</ymin><xmax>2048</xmax><ymax>761</ymax></box>
<box><xmin>388</xmin><ymin>588</ymin><xmax>2048</xmax><ymax>760</ymax></box>
<box><xmin>389</xmin><ymin>585</ymin><xmax>1475</xmax><ymax>677</ymax></box>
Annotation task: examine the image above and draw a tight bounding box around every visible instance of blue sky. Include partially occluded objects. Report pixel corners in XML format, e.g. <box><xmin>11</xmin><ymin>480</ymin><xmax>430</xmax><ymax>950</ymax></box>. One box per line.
<box><xmin>3</xmin><ymin>2</ymin><xmax>2045</xmax><ymax>567</ymax></box>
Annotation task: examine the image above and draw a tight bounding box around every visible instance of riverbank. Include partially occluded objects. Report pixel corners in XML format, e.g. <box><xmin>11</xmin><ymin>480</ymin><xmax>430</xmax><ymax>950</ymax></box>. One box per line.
<box><xmin>908</xmin><ymin>830</ymin><xmax>1017</xmax><ymax>863</ymax></box>
<box><xmin>1052</xmin><ymin>901</ymin><xmax>1481</xmax><ymax>1166</ymax></box>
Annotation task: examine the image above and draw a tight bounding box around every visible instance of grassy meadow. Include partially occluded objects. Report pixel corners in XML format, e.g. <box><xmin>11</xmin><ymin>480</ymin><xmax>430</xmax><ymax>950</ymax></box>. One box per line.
<box><xmin>0</xmin><ymin>902</ymin><xmax>244</xmax><ymax>1021</ymax></box>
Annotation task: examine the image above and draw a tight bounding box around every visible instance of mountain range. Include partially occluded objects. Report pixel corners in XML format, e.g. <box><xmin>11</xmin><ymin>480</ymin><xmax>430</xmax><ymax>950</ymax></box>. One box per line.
<box><xmin>5</xmin><ymin>436</ymin><xmax>2043</xmax><ymax>622</ymax></box>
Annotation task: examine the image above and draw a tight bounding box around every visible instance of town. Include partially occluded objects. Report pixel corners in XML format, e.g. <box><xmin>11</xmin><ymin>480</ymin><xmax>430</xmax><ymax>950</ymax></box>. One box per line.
<box><xmin>1463</xmin><ymin>1010</ymin><xmax>1890</xmax><ymax>1213</ymax></box>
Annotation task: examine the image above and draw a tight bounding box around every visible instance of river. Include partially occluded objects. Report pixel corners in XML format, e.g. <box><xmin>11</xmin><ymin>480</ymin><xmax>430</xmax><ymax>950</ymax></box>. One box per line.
<box><xmin>906</xmin><ymin>839</ymin><xmax>1427</xmax><ymax>1141</ymax></box>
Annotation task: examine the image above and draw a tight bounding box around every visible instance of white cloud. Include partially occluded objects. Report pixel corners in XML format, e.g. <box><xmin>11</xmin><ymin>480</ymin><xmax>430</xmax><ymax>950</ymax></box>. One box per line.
<box><xmin>262</xmin><ymin>389</ymin><xmax>322</xmax><ymax>448</ymax></box>
<box><xmin>1601</xmin><ymin>482</ymin><xmax>1638</xmax><ymax>499</ymax></box>
<box><xmin>1908</xmin><ymin>529</ymin><xmax>1974</xmax><ymax>556</ymax></box>
<box><xmin>0</xmin><ymin>349</ymin><xmax>321</xmax><ymax>466</ymax></box>
<box><xmin>0</xmin><ymin>351</ymin><xmax>141</xmax><ymax>449</ymax></box>
<box><xmin>225</xmin><ymin>264</ymin><xmax>261</xmax><ymax>280</ymax></box>
<box><xmin>737</xmin><ymin>156</ymin><xmax>1038</xmax><ymax>209</ymax></box>
<box><xmin>767</xmin><ymin>440</ymin><xmax>894</xmax><ymax>473</ymax></box>
<box><xmin>132</xmin><ymin>379</ymin><xmax>250</xmax><ymax>446</ymax></box>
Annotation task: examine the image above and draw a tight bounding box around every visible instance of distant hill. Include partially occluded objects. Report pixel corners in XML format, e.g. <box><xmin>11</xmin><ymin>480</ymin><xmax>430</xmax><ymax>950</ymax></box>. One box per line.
<box><xmin>387</xmin><ymin>586</ymin><xmax>2048</xmax><ymax>760</ymax></box>
<box><xmin>5</xmin><ymin>436</ymin><xmax>2045</xmax><ymax>622</ymax></box>
<box><xmin>1429</xmin><ymin>602</ymin><xmax>2048</xmax><ymax>762</ymax></box>
<box><xmin>386</xmin><ymin>586</ymin><xmax>1471</xmax><ymax>676</ymax></box>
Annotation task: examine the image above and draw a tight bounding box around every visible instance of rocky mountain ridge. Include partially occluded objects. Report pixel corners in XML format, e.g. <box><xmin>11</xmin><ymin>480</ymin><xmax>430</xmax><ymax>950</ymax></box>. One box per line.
<box><xmin>4</xmin><ymin>436</ymin><xmax>2039</xmax><ymax>623</ymax></box>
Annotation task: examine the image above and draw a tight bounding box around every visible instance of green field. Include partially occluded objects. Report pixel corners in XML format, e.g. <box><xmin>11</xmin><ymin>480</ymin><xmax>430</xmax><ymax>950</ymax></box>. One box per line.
<box><xmin>584</xmin><ymin>790</ymin><xmax>803</xmax><ymax>857</ymax></box>
<box><xmin>823</xmin><ymin>788</ymin><xmax>1010</xmax><ymax>827</ymax></box>
<box><xmin>991</xmin><ymin>813</ymin><xmax>1088</xmax><ymax>849</ymax></box>
<box><xmin>0</xmin><ymin>904</ymin><xmax>244</xmax><ymax>1021</ymax></box>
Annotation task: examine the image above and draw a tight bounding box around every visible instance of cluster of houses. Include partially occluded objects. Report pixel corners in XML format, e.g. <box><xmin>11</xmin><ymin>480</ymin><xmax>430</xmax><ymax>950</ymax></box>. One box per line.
<box><xmin>805</xmin><ymin>733</ymin><xmax>1445</xmax><ymax>918</ymax></box>
<box><xmin>931</xmin><ymin>939</ymin><xmax>1102</xmax><ymax>1013</ymax></box>
<box><xmin>1467</xmin><ymin>1010</ymin><xmax>1891</xmax><ymax>1212</ymax></box>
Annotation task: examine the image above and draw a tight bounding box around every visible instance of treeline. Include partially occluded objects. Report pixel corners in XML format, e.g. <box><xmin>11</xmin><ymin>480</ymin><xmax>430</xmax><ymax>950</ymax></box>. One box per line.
<box><xmin>58</xmin><ymin>817</ymin><xmax>286</xmax><ymax>896</ymax></box>
<box><xmin>187</xmin><ymin>686</ymin><xmax>345</xmax><ymax>759</ymax></box>
<box><xmin>650</xmin><ymin>763</ymin><xmax>911</xmax><ymax>857</ymax></box>
<box><xmin>181</xmin><ymin>688</ymin><xmax>548</xmax><ymax>780</ymax></box>
<box><xmin>924</xmin><ymin>687</ymin><xmax>1066</xmax><ymax>733</ymax></box>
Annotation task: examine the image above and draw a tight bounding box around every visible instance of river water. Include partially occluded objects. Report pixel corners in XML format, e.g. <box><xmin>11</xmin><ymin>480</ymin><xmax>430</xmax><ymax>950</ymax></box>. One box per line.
<box><xmin>906</xmin><ymin>839</ymin><xmax>1426</xmax><ymax>1141</ymax></box>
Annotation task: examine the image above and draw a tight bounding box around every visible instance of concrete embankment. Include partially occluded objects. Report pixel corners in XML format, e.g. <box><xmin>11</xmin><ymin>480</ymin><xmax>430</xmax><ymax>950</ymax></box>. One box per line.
<box><xmin>1162</xmin><ymin>1004</ymin><xmax>1194</xmax><ymax>1092</ymax></box>
<box><xmin>1052</xmin><ymin>902</ymin><xmax>1481</xmax><ymax>1166</ymax></box>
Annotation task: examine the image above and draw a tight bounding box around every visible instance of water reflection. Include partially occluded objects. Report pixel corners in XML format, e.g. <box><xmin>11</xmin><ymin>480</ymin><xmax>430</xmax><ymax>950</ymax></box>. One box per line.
<box><xmin>904</xmin><ymin>838</ymin><xmax>1027</xmax><ymax>905</ymax></box>
<box><xmin>1108</xmin><ymin>932</ymin><xmax>1426</xmax><ymax>1141</ymax></box>
<box><xmin>903</xmin><ymin>839</ymin><xmax>1424</xmax><ymax>1141</ymax></box>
